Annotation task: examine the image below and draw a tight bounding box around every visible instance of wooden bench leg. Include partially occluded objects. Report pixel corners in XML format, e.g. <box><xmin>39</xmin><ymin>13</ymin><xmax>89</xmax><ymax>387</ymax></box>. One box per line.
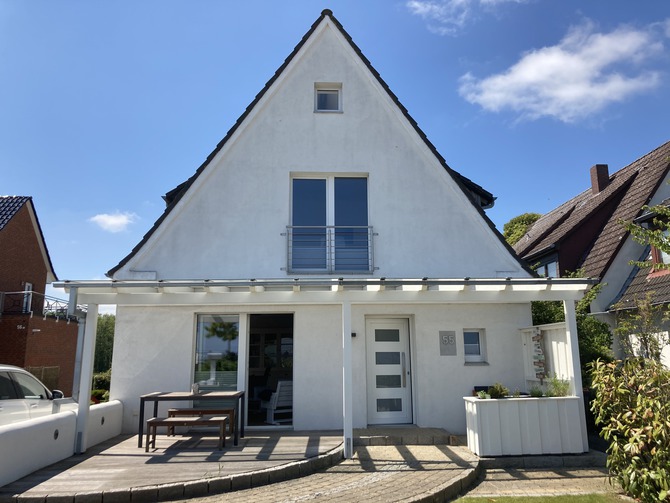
<box><xmin>145</xmin><ymin>424</ymin><xmax>152</xmax><ymax>452</ymax></box>
<box><xmin>219</xmin><ymin>420</ymin><xmax>226</xmax><ymax>450</ymax></box>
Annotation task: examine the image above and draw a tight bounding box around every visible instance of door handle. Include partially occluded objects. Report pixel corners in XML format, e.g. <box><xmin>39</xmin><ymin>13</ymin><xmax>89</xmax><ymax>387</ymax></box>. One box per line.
<box><xmin>401</xmin><ymin>352</ymin><xmax>406</xmax><ymax>388</ymax></box>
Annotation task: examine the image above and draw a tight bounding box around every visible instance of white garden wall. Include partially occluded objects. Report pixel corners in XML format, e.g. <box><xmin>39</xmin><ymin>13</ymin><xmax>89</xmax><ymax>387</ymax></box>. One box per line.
<box><xmin>0</xmin><ymin>401</ymin><xmax>123</xmax><ymax>488</ymax></box>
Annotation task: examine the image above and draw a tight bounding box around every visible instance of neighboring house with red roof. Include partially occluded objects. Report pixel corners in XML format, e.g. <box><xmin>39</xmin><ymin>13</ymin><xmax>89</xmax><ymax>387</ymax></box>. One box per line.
<box><xmin>514</xmin><ymin>140</ymin><xmax>670</xmax><ymax>364</ymax></box>
<box><xmin>57</xmin><ymin>10</ymin><xmax>593</xmax><ymax>455</ymax></box>
<box><xmin>0</xmin><ymin>196</ymin><xmax>78</xmax><ymax>394</ymax></box>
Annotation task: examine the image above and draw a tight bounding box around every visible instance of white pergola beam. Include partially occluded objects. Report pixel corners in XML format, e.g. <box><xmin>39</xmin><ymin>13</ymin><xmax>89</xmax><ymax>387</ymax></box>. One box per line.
<box><xmin>68</xmin><ymin>288</ymin><xmax>589</xmax><ymax>307</ymax></box>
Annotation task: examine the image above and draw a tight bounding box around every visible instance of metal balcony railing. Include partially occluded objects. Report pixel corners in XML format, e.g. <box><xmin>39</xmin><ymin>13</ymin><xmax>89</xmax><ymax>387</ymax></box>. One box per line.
<box><xmin>0</xmin><ymin>291</ymin><xmax>82</xmax><ymax>320</ymax></box>
<box><xmin>285</xmin><ymin>226</ymin><xmax>375</xmax><ymax>274</ymax></box>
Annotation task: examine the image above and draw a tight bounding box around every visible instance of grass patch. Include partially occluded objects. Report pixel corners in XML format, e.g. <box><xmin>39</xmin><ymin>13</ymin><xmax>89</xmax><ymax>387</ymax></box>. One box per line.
<box><xmin>457</xmin><ymin>494</ymin><xmax>624</xmax><ymax>503</ymax></box>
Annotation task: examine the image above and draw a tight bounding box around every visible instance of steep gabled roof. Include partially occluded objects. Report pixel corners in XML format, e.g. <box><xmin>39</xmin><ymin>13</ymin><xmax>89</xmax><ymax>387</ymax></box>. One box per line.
<box><xmin>514</xmin><ymin>140</ymin><xmax>670</xmax><ymax>279</ymax></box>
<box><xmin>109</xmin><ymin>9</ymin><xmax>523</xmax><ymax>278</ymax></box>
<box><xmin>0</xmin><ymin>195</ymin><xmax>57</xmax><ymax>282</ymax></box>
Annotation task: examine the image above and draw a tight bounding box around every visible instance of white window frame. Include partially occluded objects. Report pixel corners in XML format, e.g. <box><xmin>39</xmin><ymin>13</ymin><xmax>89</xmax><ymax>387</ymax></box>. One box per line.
<box><xmin>314</xmin><ymin>83</ymin><xmax>342</xmax><ymax>112</ymax></box>
<box><xmin>289</xmin><ymin>174</ymin><xmax>370</xmax><ymax>273</ymax></box>
<box><xmin>463</xmin><ymin>329</ymin><xmax>486</xmax><ymax>363</ymax></box>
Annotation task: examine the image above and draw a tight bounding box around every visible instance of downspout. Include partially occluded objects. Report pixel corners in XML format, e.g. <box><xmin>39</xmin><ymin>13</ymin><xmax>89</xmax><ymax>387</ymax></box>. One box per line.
<box><xmin>342</xmin><ymin>300</ymin><xmax>353</xmax><ymax>458</ymax></box>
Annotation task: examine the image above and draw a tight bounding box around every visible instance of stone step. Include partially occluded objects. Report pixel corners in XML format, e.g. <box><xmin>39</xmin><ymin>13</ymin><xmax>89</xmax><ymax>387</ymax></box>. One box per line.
<box><xmin>353</xmin><ymin>427</ymin><xmax>461</xmax><ymax>446</ymax></box>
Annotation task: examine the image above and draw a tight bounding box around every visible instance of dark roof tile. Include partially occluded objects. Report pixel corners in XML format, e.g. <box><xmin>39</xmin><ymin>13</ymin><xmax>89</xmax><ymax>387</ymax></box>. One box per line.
<box><xmin>515</xmin><ymin>140</ymin><xmax>670</xmax><ymax>279</ymax></box>
<box><xmin>0</xmin><ymin>196</ymin><xmax>30</xmax><ymax>231</ymax></box>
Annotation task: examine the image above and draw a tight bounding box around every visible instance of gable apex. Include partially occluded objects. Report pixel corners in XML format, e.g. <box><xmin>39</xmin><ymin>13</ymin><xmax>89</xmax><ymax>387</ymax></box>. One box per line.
<box><xmin>109</xmin><ymin>10</ymin><xmax>507</xmax><ymax>278</ymax></box>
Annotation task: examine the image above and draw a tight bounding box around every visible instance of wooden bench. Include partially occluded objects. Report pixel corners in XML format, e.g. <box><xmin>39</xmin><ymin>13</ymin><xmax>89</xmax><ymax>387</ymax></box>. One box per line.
<box><xmin>145</xmin><ymin>415</ymin><xmax>228</xmax><ymax>452</ymax></box>
<box><xmin>167</xmin><ymin>408</ymin><xmax>235</xmax><ymax>436</ymax></box>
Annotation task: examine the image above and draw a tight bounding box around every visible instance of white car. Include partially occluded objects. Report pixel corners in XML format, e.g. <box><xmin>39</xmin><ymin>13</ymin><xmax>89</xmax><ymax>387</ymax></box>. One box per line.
<box><xmin>0</xmin><ymin>364</ymin><xmax>70</xmax><ymax>426</ymax></box>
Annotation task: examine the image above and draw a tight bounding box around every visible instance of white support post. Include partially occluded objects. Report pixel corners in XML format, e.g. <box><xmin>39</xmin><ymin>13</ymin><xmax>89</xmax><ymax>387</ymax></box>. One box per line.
<box><xmin>563</xmin><ymin>299</ymin><xmax>589</xmax><ymax>452</ymax></box>
<box><xmin>75</xmin><ymin>304</ymin><xmax>98</xmax><ymax>454</ymax></box>
<box><xmin>342</xmin><ymin>301</ymin><xmax>354</xmax><ymax>458</ymax></box>
<box><xmin>71</xmin><ymin>313</ymin><xmax>86</xmax><ymax>403</ymax></box>
<box><xmin>237</xmin><ymin>313</ymin><xmax>249</xmax><ymax>427</ymax></box>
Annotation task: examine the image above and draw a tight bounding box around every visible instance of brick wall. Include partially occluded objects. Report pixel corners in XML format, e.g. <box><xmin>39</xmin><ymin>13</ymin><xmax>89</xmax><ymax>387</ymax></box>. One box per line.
<box><xmin>24</xmin><ymin>316</ymin><xmax>79</xmax><ymax>395</ymax></box>
<box><xmin>0</xmin><ymin>203</ymin><xmax>48</xmax><ymax>297</ymax></box>
<box><xmin>0</xmin><ymin>315</ymin><xmax>30</xmax><ymax>366</ymax></box>
<box><xmin>0</xmin><ymin>314</ymin><xmax>78</xmax><ymax>395</ymax></box>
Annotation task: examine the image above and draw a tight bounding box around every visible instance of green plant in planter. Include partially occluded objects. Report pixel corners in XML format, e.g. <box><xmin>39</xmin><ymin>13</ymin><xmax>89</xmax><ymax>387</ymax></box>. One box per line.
<box><xmin>487</xmin><ymin>382</ymin><xmax>509</xmax><ymax>398</ymax></box>
<box><xmin>477</xmin><ymin>390</ymin><xmax>491</xmax><ymax>399</ymax></box>
<box><xmin>546</xmin><ymin>374</ymin><xmax>571</xmax><ymax>397</ymax></box>
<box><xmin>529</xmin><ymin>385</ymin><xmax>544</xmax><ymax>397</ymax></box>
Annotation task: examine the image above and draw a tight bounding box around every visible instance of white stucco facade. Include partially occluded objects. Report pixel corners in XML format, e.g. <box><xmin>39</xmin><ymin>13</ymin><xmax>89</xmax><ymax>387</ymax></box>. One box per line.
<box><xmin>108</xmin><ymin>298</ymin><xmax>534</xmax><ymax>435</ymax></box>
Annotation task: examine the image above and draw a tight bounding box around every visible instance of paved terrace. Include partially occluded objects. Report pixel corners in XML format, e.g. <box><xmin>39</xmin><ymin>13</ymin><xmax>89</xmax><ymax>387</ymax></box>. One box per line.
<box><xmin>0</xmin><ymin>428</ymin><xmax>616</xmax><ymax>502</ymax></box>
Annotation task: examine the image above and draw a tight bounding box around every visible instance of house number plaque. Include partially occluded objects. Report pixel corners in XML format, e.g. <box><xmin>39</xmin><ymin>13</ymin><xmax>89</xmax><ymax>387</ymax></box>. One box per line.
<box><xmin>439</xmin><ymin>331</ymin><xmax>457</xmax><ymax>356</ymax></box>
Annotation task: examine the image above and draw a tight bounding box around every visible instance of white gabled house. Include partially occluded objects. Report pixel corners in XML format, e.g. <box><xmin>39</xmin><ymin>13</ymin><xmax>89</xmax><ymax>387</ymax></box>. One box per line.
<box><xmin>58</xmin><ymin>10</ymin><xmax>592</xmax><ymax>457</ymax></box>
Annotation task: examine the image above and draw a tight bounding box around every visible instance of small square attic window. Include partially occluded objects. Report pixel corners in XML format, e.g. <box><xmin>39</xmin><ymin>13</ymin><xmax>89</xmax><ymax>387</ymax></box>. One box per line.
<box><xmin>315</xmin><ymin>83</ymin><xmax>341</xmax><ymax>112</ymax></box>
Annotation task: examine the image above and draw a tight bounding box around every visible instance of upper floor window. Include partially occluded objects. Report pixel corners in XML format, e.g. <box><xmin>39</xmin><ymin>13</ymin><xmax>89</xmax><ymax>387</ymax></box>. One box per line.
<box><xmin>315</xmin><ymin>83</ymin><xmax>342</xmax><ymax>112</ymax></box>
<box><xmin>289</xmin><ymin>176</ymin><xmax>371</xmax><ymax>273</ymax></box>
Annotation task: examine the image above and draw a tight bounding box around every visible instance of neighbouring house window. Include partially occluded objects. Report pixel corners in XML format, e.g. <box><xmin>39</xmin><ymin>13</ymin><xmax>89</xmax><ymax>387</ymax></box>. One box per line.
<box><xmin>290</xmin><ymin>176</ymin><xmax>370</xmax><ymax>272</ymax></box>
<box><xmin>22</xmin><ymin>283</ymin><xmax>33</xmax><ymax>314</ymax></box>
<box><xmin>464</xmin><ymin>329</ymin><xmax>486</xmax><ymax>363</ymax></box>
<box><xmin>315</xmin><ymin>83</ymin><xmax>342</xmax><ymax>112</ymax></box>
<box><xmin>536</xmin><ymin>260</ymin><xmax>558</xmax><ymax>278</ymax></box>
<box><xmin>194</xmin><ymin>315</ymin><xmax>239</xmax><ymax>391</ymax></box>
<box><xmin>651</xmin><ymin>229</ymin><xmax>670</xmax><ymax>265</ymax></box>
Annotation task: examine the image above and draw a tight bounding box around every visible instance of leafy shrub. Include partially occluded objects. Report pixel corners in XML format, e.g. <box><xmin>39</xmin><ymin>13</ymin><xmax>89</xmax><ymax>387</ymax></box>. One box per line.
<box><xmin>529</xmin><ymin>385</ymin><xmax>544</xmax><ymax>397</ymax></box>
<box><xmin>487</xmin><ymin>382</ymin><xmax>509</xmax><ymax>399</ymax></box>
<box><xmin>92</xmin><ymin>369</ymin><xmax>111</xmax><ymax>391</ymax></box>
<box><xmin>90</xmin><ymin>389</ymin><xmax>108</xmax><ymax>404</ymax></box>
<box><xmin>546</xmin><ymin>374</ymin><xmax>571</xmax><ymax>397</ymax></box>
<box><xmin>590</xmin><ymin>358</ymin><xmax>670</xmax><ymax>502</ymax></box>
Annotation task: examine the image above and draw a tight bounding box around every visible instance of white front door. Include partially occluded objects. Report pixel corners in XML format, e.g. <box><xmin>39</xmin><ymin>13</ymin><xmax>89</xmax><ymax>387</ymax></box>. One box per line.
<box><xmin>366</xmin><ymin>318</ymin><xmax>412</xmax><ymax>424</ymax></box>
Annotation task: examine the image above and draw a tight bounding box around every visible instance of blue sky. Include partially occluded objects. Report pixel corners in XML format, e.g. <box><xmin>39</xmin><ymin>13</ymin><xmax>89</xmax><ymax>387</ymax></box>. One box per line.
<box><xmin>2</xmin><ymin>1</ymin><xmax>670</xmax><ymax>299</ymax></box>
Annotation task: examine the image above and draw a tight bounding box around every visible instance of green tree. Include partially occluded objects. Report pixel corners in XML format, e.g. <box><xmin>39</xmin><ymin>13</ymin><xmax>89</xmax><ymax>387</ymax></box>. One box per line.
<box><xmin>613</xmin><ymin>293</ymin><xmax>670</xmax><ymax>362</ymax></box>
<box><xmin>503</xmin><ymin>212</ymin><xmax>541</xmax><ymax>245</ymax></box>
<box><xmin>94</xmin><ymin>314</ymin><xmax>115</xmax><ymax>373</ymax></box>
<box><xmin>618</xmin><ymin>205</ymin><xmax>670</xmax><ymax>361</ymax></box>
<box><xmin>622</xmin><ymin>203</ymin><xmax>670</xmax><ymax>270</ymax></box>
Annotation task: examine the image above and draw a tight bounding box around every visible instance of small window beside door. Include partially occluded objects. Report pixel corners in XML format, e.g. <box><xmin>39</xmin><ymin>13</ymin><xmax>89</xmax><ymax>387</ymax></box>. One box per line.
<box><xmin>464</xmin><ymin>329</ymin><xmax>487</xmax><ymax>364</ymax></box>
<box><xmin>315</xmin><ymin>83</ymin><xmax>342</xmax><ymax>112</ymax></box>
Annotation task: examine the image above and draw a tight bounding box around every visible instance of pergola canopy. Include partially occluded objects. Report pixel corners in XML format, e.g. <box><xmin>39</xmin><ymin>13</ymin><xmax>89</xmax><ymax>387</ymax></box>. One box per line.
<box><xmin>56</xmin><ymin>277</ymin><xmax>597</xmax><ymax>312</ymax></box>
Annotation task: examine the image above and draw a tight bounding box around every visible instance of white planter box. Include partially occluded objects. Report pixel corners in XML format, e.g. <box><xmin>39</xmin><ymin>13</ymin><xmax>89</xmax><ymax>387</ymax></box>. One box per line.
<box><xmin>464</xmin><ymin>396</ymin><xmax>587</xmax><ymax>456</ymax></box>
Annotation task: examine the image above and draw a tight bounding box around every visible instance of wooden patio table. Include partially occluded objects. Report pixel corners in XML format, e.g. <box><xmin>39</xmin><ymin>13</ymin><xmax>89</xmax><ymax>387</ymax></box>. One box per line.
<box><xmin>138</xmin><ymin>390</ymin><xmax>245</xmax><ymax>448</ymax></box>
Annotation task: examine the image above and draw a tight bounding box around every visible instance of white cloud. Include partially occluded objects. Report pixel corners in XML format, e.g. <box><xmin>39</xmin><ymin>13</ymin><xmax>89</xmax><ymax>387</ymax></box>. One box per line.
<box><xmin>89</xmin><ymin>211</ymin><xmax>138</xmax><ymax>233</ymax></box>
<box><xmin>459</xmin><ymin>20</ymin><xmax>669</xmax><ymax>123</ymax></box>
<box><xmin>406</xmin><ymin>0</ymin><xmax>526</xmax><ymax>35</ymax></box>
